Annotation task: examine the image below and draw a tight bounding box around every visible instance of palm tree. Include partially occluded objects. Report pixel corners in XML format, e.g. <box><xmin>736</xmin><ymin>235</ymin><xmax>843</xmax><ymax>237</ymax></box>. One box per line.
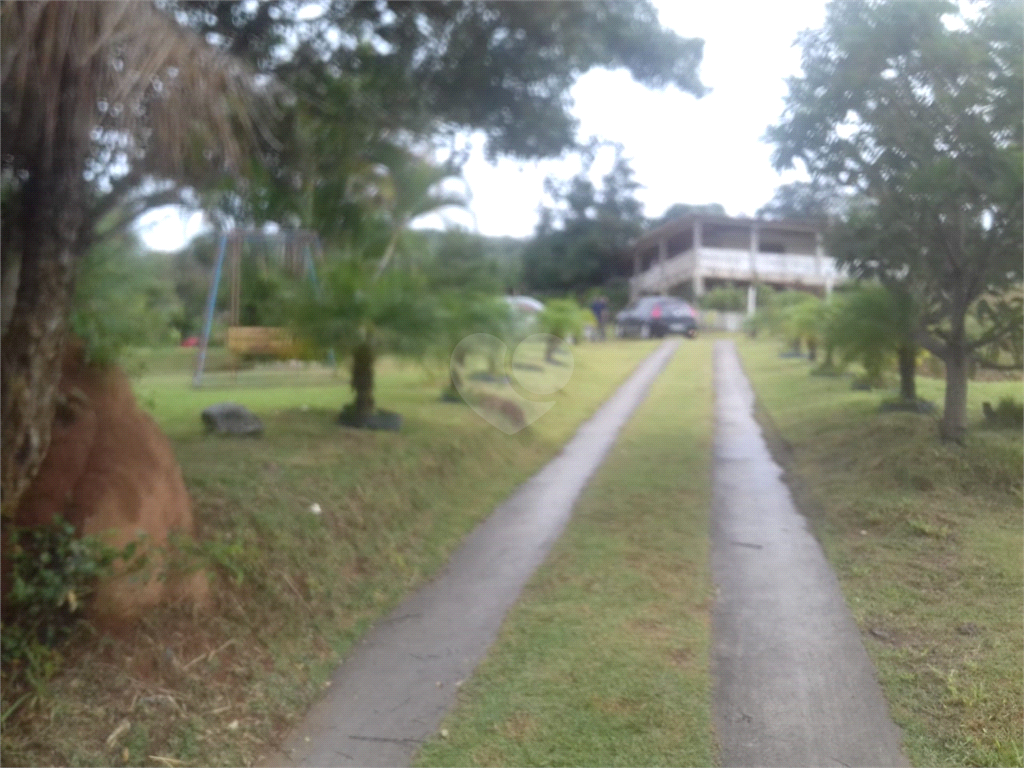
<box><xmin>1</xmin><ymin>1</ymin><xmax>263</xmax><ymax>516</ymax></box>
<box><xmin>372</xmin><ymin>153</ymin><xmax>470</xmax><ymax>279</ymax></box>
<box><xmin>537</xmin><ymin>299</ymin><xmax>587</xmax><ymax>363</ymax></box>
<box><xmin>783</xmin><ymin>295</ymin><xmax>826</xmax><ymax>362</ymax></box>
<box><xmin>291</xmin><ymin>254</ymin><xmax>439</xmax><ymax>427</ymax></box>
<box><xmin>828</xmin><ymin>283</ymin><xmax>919</xmax><ymax>398</ymax></box>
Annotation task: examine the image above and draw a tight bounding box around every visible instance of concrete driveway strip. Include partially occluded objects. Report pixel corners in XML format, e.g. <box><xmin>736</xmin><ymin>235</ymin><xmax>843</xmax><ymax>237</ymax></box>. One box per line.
<box><xmin>711</xmin><ymin>340</ymin><xmax>907</xmax><ymax>768</ymax></box>
<box><xmin>264</xmin><ymin>339</ymin><xmax>679</xmax><ymax>768</ymax></box>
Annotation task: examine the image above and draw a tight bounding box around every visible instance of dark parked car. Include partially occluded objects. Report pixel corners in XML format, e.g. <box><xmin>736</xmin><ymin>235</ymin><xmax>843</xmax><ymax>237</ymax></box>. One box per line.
<box><xmin>615</xmin><ymin>296</ymin><xmax>698</xmax><ymax>339</ymax></box>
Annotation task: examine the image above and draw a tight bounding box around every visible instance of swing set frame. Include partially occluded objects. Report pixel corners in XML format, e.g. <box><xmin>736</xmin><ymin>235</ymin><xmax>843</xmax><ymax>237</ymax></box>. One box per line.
<box><xmin>192</xmin><ymin>228</ymin><xmax>327</xmax><ymax>388</ymax></box>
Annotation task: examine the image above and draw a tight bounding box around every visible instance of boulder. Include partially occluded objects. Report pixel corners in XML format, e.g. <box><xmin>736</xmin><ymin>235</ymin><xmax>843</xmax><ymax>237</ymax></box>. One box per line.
<box><xmin>201</xmin><ymin>402</ymin><xmax>263</xmax><ymax>436</ymax></box>
<box><xmin>12</xmin><ymin>341</ymin><xmax>207</xmax><ymax>622</ymax></box>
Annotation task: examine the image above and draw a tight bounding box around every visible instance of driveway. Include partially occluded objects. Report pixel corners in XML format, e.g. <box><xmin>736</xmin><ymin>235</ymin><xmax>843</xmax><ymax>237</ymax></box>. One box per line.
<box><xmin>262</xmin><ymin>340</ymin><xmax>679</xmax><ymax>767</ymax></box>
<box><xmin>710</xmin><ymin>340</ymin><xmax>907</xmax><ymax>767</ymax></box>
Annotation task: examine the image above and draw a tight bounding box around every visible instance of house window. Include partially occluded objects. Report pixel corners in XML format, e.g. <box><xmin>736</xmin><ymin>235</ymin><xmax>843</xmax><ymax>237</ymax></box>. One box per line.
<box><xmin>759</xmin><ymin>242</ymin><xmax>785</xmax><ymax>253</ymax></box>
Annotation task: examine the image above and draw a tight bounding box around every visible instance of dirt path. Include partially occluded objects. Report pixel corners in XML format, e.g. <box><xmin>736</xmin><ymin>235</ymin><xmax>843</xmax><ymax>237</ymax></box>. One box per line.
<box><xmin>711</xmin><ymin>340</ymin><xmax>907</xmax><ymax>767</ymax></box>
<box><xmin>263</xmin><ymin>340</ymin><xmax>679</xmax><ymax>767</ymax></box>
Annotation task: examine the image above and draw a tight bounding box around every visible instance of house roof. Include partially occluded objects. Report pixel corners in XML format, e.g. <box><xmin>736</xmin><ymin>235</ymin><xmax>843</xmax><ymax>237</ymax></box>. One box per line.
<box><xmin>630</xmin><ymin>213</ymin><xmax>822</xmax><ymax>255</ymax></box>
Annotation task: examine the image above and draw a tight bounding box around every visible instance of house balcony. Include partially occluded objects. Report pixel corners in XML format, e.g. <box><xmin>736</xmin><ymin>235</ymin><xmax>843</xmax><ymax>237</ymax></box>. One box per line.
<box><xmin>629</xmin><ymin>246</ymin><xmax>847</xmax><ymax>298</ymax></box>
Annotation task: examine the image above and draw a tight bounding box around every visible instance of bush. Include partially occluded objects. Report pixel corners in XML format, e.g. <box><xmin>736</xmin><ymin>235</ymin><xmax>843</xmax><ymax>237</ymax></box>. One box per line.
<box><xmin>982</xmin><ymin>398</ymin><xmax>1024</xmax><ymax>428</ymax></box>
<box><xmin>699</xmin><ymin>286</ymin><xmax>746</xmax><ymax>312</ymax></box>
<box><xmin>1</xmin><ymin>517</ymin><xmax>148</xmax><ymax>703</ymax></box>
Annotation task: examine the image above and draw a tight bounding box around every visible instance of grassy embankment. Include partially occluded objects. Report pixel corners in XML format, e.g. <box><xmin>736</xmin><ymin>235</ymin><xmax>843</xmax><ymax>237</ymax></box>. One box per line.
<box><xmin>0</xmin><ymin>340</ymin><xmax>658</xmax><ymax>767</ymax></box>
<box><xmin>736</xmin><ymin>338</ymin><xmax>1022</xmax><ymax>767</ymax></box>
<box><xmin>417</xmin><ymin>338</ymin><xmax>717</xmax><ymax>767</ymax></box>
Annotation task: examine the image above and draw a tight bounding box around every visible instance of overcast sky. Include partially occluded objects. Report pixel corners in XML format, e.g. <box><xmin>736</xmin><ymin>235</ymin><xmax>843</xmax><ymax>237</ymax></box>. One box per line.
<box><xmin>138</xmin><ymin>0</ymin><xmax>827</xmax><ymax>251</ymax></box>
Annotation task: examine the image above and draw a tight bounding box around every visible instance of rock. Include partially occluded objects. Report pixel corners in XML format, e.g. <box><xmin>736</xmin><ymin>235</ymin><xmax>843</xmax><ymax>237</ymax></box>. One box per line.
<box><xmin>12</xmin><ymin>340</ymin><xmax>208</xmax><ymax>622</ymax></box>
<box><xmin>201</xmin><ymin>403</ymin><xmax>263</xmax><ymax>437</ymax></box>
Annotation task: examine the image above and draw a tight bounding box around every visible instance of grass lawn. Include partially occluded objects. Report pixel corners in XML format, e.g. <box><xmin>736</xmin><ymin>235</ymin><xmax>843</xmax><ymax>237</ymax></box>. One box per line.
<box><xmin>415</xmin><ymin>338</ymin><xmax>717</xmax><ymax>767</ymax></box>
<box><xmin>735</xmin><ymin>338</ymin><xmax>1023</xmax><ymax>768</ymax></box>
<box><xmin>0</xmin><ymin>340</ymin><xmax>659</xmax><ymax>768</ymax></box>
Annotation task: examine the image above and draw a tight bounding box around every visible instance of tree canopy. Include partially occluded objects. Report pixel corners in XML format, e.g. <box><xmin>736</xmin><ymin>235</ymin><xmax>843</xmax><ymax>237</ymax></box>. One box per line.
<box><xmin>522</xmin><ymin>148</ymin><xmax>646</xmax><ymax>292</ymax></box>
<box><xmin>766</xmin><ymin>0</ymin><xmax>1023</xmax><ymax>440</ymax></box>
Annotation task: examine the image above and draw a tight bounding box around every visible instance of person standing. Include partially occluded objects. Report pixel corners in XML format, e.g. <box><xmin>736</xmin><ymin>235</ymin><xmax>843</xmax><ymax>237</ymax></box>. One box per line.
<box><xmin>590</xmin><ymin>294</ymin><xmax>609</xmax><ymax>341</ymax></box>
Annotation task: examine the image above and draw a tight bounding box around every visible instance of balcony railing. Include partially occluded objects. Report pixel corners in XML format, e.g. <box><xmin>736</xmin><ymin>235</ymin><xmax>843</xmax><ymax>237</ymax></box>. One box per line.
<box><xmin>630</xmin><ymin>247</ymin><xmax>846</xmax><ymax>292</ymax></box>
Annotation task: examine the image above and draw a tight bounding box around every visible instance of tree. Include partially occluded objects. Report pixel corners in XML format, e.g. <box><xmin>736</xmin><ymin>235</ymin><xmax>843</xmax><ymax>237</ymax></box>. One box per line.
<box><xmin>537</xmin><ymin>299</ymin><xmax>588</xmax><ymax>363</ymax></box>
<box><xmin>783</xmin><ymin>295</ymin><xmax>827</xmax><ymax>362</ymax></box>
<box><xmin>169</xmin><ymin>1</ymin><xmax>709</xmax><ymax>257</ymax></box>
<box><xmin>827</xmin><ymin>205</ymin><xmax>924</xmax><ymax>399</ymax></box>
<box><xmin>827</xmin><ymin>283</ymin><xmax>919</xmax><ymax>395</ymax></box>
<box><xmin>71</xmin><ymin>232</ymin><xmax>185</xmax><ymax>363</ymax></box>
<box><xmin>435</xmin><ymin>293</ymin><xmax>515</xmax><ymax>399</ymax></box>
<box><xmin>651</xmin><ymin>202</ymin><xmax>726</xmax><ymax>227</ymax></box>
<box><xmin>170</xmin><ymin>1</ymin><xmax>708</xmax><ymax>161</ymax></box>
<box><xmin>756</xmin><ymin>181</ymin><xmax>844</xmax><ymax>223</ymax></box>
<box><xmin>292</xmin><ymin>256</ymin><xmax>438</xmax><ymax>425</ymax></box>
<box><xmin>523</xmin><ymin>149</ymin><xmax>647</xmax><ymax>292</ymax></box>
<box><xmin>766</xmin><ymin>0</ymin><xmax>1023</xmax><ymax>441</ymax></box>
<box><xmin>699</xmin><ymin>287</ymin><xmax>747</xmax><ymax>312</ymax></box>
<box><xmin>1</xmin><ymin>2</ymin><xmax>260</xmax><ymax>517</ymax></box>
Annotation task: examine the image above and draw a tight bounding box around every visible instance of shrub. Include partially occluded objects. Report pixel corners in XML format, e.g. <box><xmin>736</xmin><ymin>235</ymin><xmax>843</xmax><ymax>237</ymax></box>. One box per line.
<box><xmin>699</xmin><ymin>286</ymin><xmax>746</xmax><ymax>312</ymax></box>
<box><xmin>982</xmin><ymin>398</ymin><xmax>1024</xmax><ymax>428</ymax></box>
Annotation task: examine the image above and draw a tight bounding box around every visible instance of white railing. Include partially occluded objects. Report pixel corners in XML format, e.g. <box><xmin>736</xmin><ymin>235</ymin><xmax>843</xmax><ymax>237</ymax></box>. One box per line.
<box><xmin>630</xmin><ymin>246</ymin><xmax>845</xmax><ymax>293</ymax></box>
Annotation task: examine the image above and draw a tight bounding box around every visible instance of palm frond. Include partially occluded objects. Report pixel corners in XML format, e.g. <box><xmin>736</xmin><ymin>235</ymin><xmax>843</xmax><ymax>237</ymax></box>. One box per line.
<box><xmin>1</xmin><ymin>1</ymin><xmax>273</xmax><ymax>177</ymax></box>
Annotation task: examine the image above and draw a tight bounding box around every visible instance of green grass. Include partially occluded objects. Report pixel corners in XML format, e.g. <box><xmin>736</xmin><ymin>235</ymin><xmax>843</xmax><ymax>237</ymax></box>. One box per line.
<box><xmin>736</xmin><ymin>338</ymin><xmax>1023</xmax><ymax>768</ymax></box>
<box><xmin>415</xmin><ymin>339</ymin><xmax>717</xmax><ymax>767</ymax></box>
<box><xmin>0</xmin><ymin>340</ymin><xmax>660</xmax><ymax>768</ymax></box>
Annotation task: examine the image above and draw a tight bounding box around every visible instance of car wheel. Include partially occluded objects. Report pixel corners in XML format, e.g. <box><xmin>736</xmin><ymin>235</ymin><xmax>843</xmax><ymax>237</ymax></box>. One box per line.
<box><xmin>640</xmin><ymin>323</ymin><xmax>651</xmax><ymax>339</ymax></box>
<box><xmin>685</xmin><ymin>327</ymin><xmax>697</xmax><ymax>339</ymax></box>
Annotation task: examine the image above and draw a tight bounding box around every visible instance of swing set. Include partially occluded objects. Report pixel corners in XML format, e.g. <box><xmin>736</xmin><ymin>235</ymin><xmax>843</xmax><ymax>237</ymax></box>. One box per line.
<box><xmin>191</xmin><ymin>228</ymin><xmax>330</xmax><ymax>388</ymax></box>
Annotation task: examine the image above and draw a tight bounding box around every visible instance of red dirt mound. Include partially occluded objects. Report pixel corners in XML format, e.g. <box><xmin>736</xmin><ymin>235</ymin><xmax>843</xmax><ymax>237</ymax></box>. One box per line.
<box><xmin>12</xmin><ymin>341</ymin><xmax>208</xmax><ymax>621</ymax></box>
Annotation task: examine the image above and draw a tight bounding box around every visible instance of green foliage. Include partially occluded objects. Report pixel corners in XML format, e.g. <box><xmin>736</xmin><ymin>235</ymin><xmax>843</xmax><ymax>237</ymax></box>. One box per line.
<box><xmin>983</xmin><ymin>397</ymin><xmax>1024</xmax><ymax>429</ymax></box>
<box><xmin>756</xmin><ymin>180</ymin><xmax>842</xmax><ymax>222</ymax></box>
<box><xmin>827</xmin><ymin>284</ymin><xmax>916</xmax><ymax>386</ymax></box>
<box><xmin>650</xmin><ymin>201</ymin><xmax>726</xmax><ymax>227</ymax></box>
<box><xmin>699</xmin><ymin>287</ymin><xmax>746</xmax><ymax>312</ymax></box>
<box><xmin>537</xmin><ymin>298</ymin><xmax>589</xmax><ymax>342</ymax></box>
<box><xmin>767</xmin><ymin>0</ymin><xmax>1023</xmax><ymax>437</ymax></box>
<box><xmin>71</xmin><ymin>233</ymin><xmax>184</xmax><ymax>364</ymax></box>
<box><xmin>783</xmin><ymin>295</ymin><xmax>827</xmax><ymax>357</ymax></box>
<box><xmin>523</xmin><ymin>148</ymin><xmax>646</xmax><ymax>292</ymax></box>
<box><xmin>749</xmin><ymin>288</ymin><xmax>815</xmax><ymax>339</ymax></box>
<box><xmin>1</xmin><ymin>516</ymin><xmax>145</xmax><ymax>696</ymax></box>
<box><xmin>174</xmin><ymin>2</ymin><xmax>707</xmax><ymax>162</ymax></box>
<box><xmin>973</xmin><ymin>289</ymin><xmax>1024</xmax><ymax>370</ymax></box>
<box><xmin>291</xmin><ymin>257</ymin><xmax>439</xmax><ymax>361</ymax></box>
<box><xmin>424</xmin><ymin>229</ymin><xmax>504</xmax><ymax>294</ymax></box>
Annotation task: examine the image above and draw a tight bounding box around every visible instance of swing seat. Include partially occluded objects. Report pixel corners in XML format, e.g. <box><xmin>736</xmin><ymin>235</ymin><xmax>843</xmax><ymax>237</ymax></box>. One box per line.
<box><xmin>227</xmin><ymin>326</ymin><xmax>297</xmax><ymax>358</ymax></box>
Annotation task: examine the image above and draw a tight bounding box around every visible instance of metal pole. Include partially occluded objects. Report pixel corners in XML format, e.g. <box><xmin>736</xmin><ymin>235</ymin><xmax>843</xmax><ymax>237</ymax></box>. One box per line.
<box><xmin>193</xmin><ymin>232</ymin><xmax>229</xmax><ymax>388</ymax></box>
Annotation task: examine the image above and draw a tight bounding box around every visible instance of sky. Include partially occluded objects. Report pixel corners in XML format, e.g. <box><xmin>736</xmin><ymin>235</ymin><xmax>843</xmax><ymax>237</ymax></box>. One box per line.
<box><xmin>137</xmin><ymin>0</ymin><xmax>827</xmax><ymax>251</ymax></box>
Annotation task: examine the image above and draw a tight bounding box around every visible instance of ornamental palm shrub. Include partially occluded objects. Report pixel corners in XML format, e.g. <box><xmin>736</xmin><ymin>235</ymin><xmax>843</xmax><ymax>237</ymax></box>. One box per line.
<box><xmin>537</xmin><ymin>298</ymin><xmax>587</xmax><ymax>363</ymax></box>
<box><xmin>290</xmin><ymin>257</ymin><xmax>439</xmax><ymax>424</ymax></box>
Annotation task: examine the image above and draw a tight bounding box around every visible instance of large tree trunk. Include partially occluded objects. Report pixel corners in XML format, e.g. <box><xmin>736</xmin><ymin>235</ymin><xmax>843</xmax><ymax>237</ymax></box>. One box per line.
<box><xmin>897</xmin><ymin>343</ymin><xmax>917</xmax><ymax>401</ymax></box>
<box><xmin>350</xmin><ymin>341</ymin><xmax>375</xmax><ymax>420</ymax></box>
<box><xmin>940</xmin><ymin>344</ymin><xmax>970</xmax><ymax>443</ymax></box>
<box><xmin>807</xmin><ymin>337</ymin><xmax>818</xmax><ymax>362</ymax></box>
<box><xmin>1</xmin><ymin>171</ymin><xmax>84</xmax><ymax>518</ymax></box>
